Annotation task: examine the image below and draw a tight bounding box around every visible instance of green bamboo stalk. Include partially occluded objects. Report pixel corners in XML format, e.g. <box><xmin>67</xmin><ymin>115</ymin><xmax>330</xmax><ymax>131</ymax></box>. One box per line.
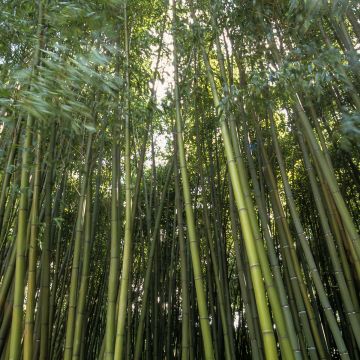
<box><xmin>39</xmin><ymin>122</ymin><xmax>56</xmax><ymax>360</ymax></box>
<box><xmin>172</xmin><ymin>2</ymin><xmax>215</xmax><ymax>358</ymax></box>
<box><xmin>114</xmin><ymin>3</ymin><xmax>133</xmax><ymax>357</ymax></box>
<box><xmin>257</xmin><ymin>130</ymin><xmax>327</xmax><ymax>359</ymax></box>
<box><xmin>238</xmin><ymin>124</ymin><xmax>302</xmax><ymax>359</ymax></box>
<box><xmin>298</xmin><ymin>129</ymin><xmax>360</xmax><ymax>345</ymax></box>
<box><xmin>23</xmin><ymin>129</ymin><xmax>41</xmax><ymax>360</ymax></box>
<box><xmin>294</xmin><ymin>97</ymin><xmax>360</xmax><ymax>262</ymax></box>
<box><xmin>133</xmin><ymin>159</ymin><xmax>174</xmax><ymax>360</ymax></box>
<box><xmin>72</xmin><ymin>182</ymin><xmax>92</xmax><ymax>359</ymax></box>
<box><xmin>63</xmin><ymin>134</ymin><xmax>93</xmax><ymax>360</ymax></box>
<box><xmin>174</xmin><ymin>158</ymin><xmax>191</xmax><ymax>360</ymax></box>
<box><xmin>229</xmin><ymin>112</ymin><xmax>296</xmax><ymax>359</ymax></box>
<box><xmin>196</xmin><ymin>35</ymin><xmax>278</xmax><ymax>359</ymax></box>
<box><xmin>268</xmin><ymin>110</ymin><xmax>350</xmax><ymax>358</ymax></box>
<box><xmin>228</xmin><ymin>179</ymin><xmax>262</xmax><ymax>360</ymax></box>
<box><xmin>104</xmin><ymin>122</ymin><xmax>120</xmax><ymax>360</ymax></box>
<box><xmin>8</xmin><ymin>113</ymin><xmax>33</xmax><ymax>360</ymax></box>
<box><xmin>0</xmin><ymin>117</ymin><xmax>21</xmax><ymax>236</ymax></box>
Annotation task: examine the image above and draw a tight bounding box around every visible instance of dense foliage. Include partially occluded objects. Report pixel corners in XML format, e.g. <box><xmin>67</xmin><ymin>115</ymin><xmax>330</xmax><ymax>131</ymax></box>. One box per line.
<box><xmin>0</xmin><ymin>0</ymin><xmax>359</xmax><ymax>359</ymax></box>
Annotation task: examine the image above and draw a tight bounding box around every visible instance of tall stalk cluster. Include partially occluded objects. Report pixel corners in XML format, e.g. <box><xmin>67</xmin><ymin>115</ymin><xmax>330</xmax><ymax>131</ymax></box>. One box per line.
<box><xmin>0</xmin><ymin>0</ymin><xmax>359</xmax><ymax>359</ymax></box>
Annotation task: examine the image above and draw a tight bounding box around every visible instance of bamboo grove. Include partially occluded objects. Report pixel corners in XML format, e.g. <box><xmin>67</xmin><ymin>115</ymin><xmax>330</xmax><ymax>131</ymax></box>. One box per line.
<box><xmin>0</xmin><ymin>0</ymin><xmax>359</xmax><ymax>359</ymax></box>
